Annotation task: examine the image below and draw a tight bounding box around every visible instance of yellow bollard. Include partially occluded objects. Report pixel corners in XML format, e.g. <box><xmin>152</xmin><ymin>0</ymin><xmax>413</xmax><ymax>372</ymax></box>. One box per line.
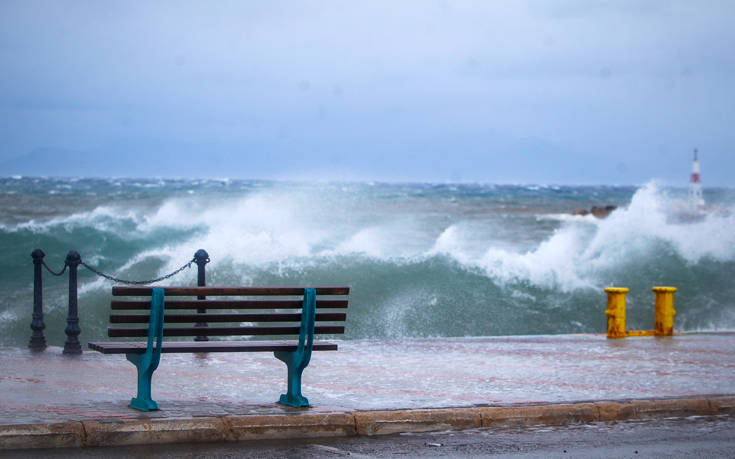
<box><xmin>652</xmin><ymin>286</ymin><xmax>677</xmax><ymax>336</ymax></box>
<box><xmin>604</xmin><ymin>287</ymin><xmax>629</xmax><ymax>339</ymax></box>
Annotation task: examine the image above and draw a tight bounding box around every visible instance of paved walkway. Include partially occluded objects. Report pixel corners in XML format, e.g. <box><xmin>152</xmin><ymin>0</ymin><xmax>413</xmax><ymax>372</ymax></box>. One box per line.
<box><xmin>1</xmin><ymin>333</ymin><xmax>734</xmax><ymax>449</ymax></box>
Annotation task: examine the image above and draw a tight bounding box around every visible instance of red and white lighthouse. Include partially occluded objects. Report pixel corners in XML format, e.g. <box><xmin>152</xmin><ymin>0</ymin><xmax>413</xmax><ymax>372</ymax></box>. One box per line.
<box><xmin>688</xmin><ymin>148</ymin><xmax>705</xmax><ymax>210</ymax></box>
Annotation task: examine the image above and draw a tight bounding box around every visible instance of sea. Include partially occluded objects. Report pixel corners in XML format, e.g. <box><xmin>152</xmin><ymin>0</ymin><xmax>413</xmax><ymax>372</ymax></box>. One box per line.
<box><xmin>2</xmin><ymin>176</ymin><xmax>734</xmax><ymax>348</ymax></box>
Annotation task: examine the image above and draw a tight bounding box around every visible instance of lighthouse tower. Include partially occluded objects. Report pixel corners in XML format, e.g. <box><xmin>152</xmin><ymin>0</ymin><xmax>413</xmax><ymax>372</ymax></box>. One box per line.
<box><xmin>688</xmin><ymin>148</ymin><xmax>705</xmax><ymax>211</ymax></box>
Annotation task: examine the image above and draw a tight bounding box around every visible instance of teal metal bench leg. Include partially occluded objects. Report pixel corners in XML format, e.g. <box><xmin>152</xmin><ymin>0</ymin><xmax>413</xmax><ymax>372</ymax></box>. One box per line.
<box><xmin>127</xmin><ymin>288</ymin><xmax>165</xmax><ymax>412</ymax></box>
<box><xmin>274</xmin><ymin>350</ymin><xmax>309</xmax><ymax>407</ymax></box>
<box><xmin>275</xmin><ymin>288</ymin><xmax>315</xmax><ymax>408</ymax></box>
<box><xmin>127</xmin><ymin>352</ymin><xmax>159</xmax><ymax>411</ymax></box>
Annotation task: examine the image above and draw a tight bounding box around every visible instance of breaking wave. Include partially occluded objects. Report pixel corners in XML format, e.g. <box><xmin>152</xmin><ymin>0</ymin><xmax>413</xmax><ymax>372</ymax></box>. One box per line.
<box><xmin>2</xmin><ymin>178</ymin><xmax>734</xmax><ymax>346</ymax></box>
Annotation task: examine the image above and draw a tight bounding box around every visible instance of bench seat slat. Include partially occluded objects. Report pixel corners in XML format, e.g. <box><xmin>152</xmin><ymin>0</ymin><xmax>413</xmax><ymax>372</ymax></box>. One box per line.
<box><xmin>109</xmin><ymin>325</ymin><xmax>345</xmax><ymax>337</ymax></box>
<box><xmin>110</xmin><ymin>312</ymin><xmax>347</xmax><ymax>323</ymax></box>
<box><xmin>88</xmin><ymin>340</ymin><xmax>339</xmax><ymax>354</ymax></box>
<box><xmin>112</xmin><ymin>286</ymin><xmax>349</xmax><ymax>296</ymax></box>
<box><xmin>111</xmin><ymin>299</ymin><xmax>349</xmax><ymax>310</ymax></box>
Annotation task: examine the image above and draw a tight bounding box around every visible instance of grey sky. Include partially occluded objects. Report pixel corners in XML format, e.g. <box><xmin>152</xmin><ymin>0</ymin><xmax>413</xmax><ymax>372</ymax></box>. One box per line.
<box><xmin>1</xmin><ymin>0</ymin><xmax>733</xmax><ymax>184</ymax></box>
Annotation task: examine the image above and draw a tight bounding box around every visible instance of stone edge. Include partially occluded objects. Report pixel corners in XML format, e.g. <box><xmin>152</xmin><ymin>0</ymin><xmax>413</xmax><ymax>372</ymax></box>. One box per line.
<box><xmin>1</xmin><ymin>396</ymin><xmax>733</xmax><ymax>450</ymax></box>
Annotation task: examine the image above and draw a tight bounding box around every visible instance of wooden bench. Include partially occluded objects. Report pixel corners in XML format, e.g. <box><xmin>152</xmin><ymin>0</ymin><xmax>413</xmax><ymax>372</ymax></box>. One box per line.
<box><xmin>88</xmin><ymin>286</ymin><xmax>349</xmax><ymax>411</ymax></box>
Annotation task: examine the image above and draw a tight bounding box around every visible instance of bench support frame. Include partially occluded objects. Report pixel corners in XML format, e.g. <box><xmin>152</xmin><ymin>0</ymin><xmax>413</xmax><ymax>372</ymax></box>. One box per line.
<box><xmin>96</xmin><ymin>286</ymin><xmax>337</xmax><ymax>411</ymax></box>
<box><xmin>127</xmin><ymin>288</ymin><xmax>165</xmax><ymax>412</ymax></box>
<box><xmin>274</xmin><ymin>288</ymin><xmax>316</xmax><ymax>407</ymax></box>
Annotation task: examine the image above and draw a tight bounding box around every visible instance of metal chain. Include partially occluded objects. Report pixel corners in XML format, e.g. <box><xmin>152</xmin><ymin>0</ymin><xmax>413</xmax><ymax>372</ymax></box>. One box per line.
<box><xmin>79</xmin><ymin>258</ymin><xmax>195</xmax><ymax>285</ymax></box>
<box><xmin>41</xmin><ymin>260</ymin><xmax>68</xmax><ymax>277</ymax></box>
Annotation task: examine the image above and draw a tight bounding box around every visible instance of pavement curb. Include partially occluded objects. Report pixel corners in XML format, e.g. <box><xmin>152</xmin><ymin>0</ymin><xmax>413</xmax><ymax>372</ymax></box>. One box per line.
<box><xmin>82</xmin><ymin>417</ymin><xmax>227</xmax><ymax>447</ymax></box>
<box><xmin>353</xmin><ymin>407</ymin><xmax>481</xmax><ymax>436</ymax></box>
<box><xmin>0</xmin><ymin>422</ymin><xmax>85</xmax><ymax>450</ymax></box>
<box><xmin>1</xmin><ymin>396</ymin><xmax>733</xmax><ymax>451</ymax></box>
<box><xmin>224</xmin><ymin>413</ymin><xmax>357</xmax><ymax>441</ymax></box>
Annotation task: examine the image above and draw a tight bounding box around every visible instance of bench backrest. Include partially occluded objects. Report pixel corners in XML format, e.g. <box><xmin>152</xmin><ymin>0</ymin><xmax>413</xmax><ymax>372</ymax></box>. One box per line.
<box><xmin>108</xmin><ymin>286</ymin><xmax>349</xmax><ymax>339</ymax></box>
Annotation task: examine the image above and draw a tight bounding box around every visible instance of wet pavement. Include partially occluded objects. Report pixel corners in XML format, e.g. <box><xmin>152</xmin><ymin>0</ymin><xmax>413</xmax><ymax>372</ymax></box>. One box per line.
<box><xmin>2</xmin><ymin>333</ymin><xmax>734</xmax><ymax>425</ymax></box>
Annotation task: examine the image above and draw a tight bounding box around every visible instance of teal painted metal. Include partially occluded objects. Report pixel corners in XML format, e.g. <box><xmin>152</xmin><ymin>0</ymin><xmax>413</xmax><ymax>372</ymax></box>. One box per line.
<box><xmin>274</xmin><ymin>288</ymin><xmax>316</xmax><ymax>407</ymax></box>
<box><xmin>126</xmin><ymin>288</ymin><xmax>165</xmax><ymax>411</ymax></box>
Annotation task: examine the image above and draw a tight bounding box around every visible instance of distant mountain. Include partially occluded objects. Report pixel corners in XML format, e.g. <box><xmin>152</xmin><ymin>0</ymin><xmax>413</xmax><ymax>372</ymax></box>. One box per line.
<box><xmin>0</xmin><ymin>145</ymin><xmax>264</xmax><ymax>178</ymax></box>
<box><xmin>0</xmin><ymin>148</ymin><xmax>101</xmax><ymax>177</ymax></box>
<box><xmin>0</xmin><ymin>134</ymin><xmax>618</xmax><ymax>183</ymax></box>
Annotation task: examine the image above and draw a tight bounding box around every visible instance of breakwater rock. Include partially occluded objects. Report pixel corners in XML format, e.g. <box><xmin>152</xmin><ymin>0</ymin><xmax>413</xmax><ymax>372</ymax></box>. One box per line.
<box><xmin>572</xmin><ymin>205</ymin><xmax>617</xmax><ymax>218</ymax></box>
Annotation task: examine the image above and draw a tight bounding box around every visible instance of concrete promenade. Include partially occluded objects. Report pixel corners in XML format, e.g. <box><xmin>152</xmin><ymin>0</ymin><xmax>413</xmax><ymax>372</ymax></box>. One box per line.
<box><xmin>1</xmin><ymin>333</ymin><xmax>734</xmax><ymax>450</ymax></box>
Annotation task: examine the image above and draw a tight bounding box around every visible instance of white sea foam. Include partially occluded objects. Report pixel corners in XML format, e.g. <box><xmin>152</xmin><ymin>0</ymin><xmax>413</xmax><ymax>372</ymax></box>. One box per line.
<box><xmin>582</xmin><ymin>182</ymin><xmax>735</xmax><ymax>267</ymax></box>
<box><xmin>10</xmin><ymin>206</ymin><xmax>142</xmax><ymax>235</ymax></box>
<box><xmin>24</xmin><ymin>181</ymin><xmax>735</xmax><ymax>296</ymax></box>
<box><xmin>0</xmin><ymin>310</ymin><xmax>16</xmax><ymax>323</ymax></box>
<box><xmin>425</xmin><ymin>182</ymin><xmax>735</xmax><ymax>291</ymax></box>
<box><xmin>478</xmin><ymin>226</ymin><xmax>597</xmax><ymax>291</ymax></box>
<box><xmin>132</xmin><ymin>191</ymin><xmax>331</xmax><ymax>278</ymax></box>
<box><xmin>334</xmin><ymin>227</ymin><xmax>392</xmax><ymax>258</ymax></box>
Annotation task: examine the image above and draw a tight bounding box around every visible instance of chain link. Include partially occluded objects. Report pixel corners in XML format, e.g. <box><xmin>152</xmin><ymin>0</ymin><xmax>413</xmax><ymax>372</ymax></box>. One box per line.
<box><xmin>41</xmin><ymin>260</ymin><xmax>68</xmax><ymax>277</ymax></box>
<box><xmin>80</xmin><ymin>258</ymin><xmax>195</xmax><ymax>285</ymax></box>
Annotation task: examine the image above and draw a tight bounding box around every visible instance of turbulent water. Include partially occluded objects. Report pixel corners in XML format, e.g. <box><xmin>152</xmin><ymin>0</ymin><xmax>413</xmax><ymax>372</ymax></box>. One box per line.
<box><xmin>2</xmin><ymin>176</ymin><xmax>734</xmax><ymax>347</ymax></box>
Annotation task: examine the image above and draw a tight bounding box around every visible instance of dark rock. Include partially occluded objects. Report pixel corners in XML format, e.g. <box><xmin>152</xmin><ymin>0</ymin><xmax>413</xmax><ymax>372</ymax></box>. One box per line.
<box><xmin>573</xmin><ymin>205</ymin><xmax>617</xmax><ymax>218</ymax></box>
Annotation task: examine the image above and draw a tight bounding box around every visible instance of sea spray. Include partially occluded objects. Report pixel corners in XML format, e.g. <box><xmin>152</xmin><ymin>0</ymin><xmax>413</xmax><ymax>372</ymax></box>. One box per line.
<box><xmin>1</xmin><ymin>177</ymin><xmax>734</xmax><ymax>347</ymax></box>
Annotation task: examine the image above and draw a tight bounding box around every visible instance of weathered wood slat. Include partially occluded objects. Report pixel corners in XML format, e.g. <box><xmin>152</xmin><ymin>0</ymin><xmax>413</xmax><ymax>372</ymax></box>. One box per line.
<box><xmin>110</xmin><ymin>299</ymin><xmax>349</xmax><ymax>310</ymax></box>
<box><xmin>110</xmin><ymin>312</ymin><xmax>347</xmax><ymax>323</ymax></box>
<box><xmin>88</xmin><ymin>340</ymin><xmax>339</xmax><ymax>354</ymax></box>
<box><xmin>112</xmin><ymin>286</ymin><xmax>350</xmax><ymax>296</ymax></box>
<box><xmin>108</xmin><ymin>325</ymin><xmax>345</xmax><ymax>338</ymax></box>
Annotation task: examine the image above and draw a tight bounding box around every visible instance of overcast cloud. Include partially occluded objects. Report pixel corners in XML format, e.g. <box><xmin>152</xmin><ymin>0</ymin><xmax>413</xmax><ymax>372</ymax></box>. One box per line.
<box><xmin>1</xmin><ymin>1</ymin><xmax>733</xmax><ymax>184</ymax></box>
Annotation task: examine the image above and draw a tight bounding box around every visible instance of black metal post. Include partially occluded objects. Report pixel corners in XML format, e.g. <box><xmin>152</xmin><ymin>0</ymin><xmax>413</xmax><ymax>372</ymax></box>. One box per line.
<box><xmin>63</xmin><ymin>250</ymin><xmax>82</xmax><ymax>355</ymax></box>
<box><xmin>193</xmin><ymin>249</ymin><xmax>210</xmax><ymax>341</ymax></box>
<box><xmin>29</xmin><ymin>249</ymin><xmax>47</xmax><ymax>352</ymax></box>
